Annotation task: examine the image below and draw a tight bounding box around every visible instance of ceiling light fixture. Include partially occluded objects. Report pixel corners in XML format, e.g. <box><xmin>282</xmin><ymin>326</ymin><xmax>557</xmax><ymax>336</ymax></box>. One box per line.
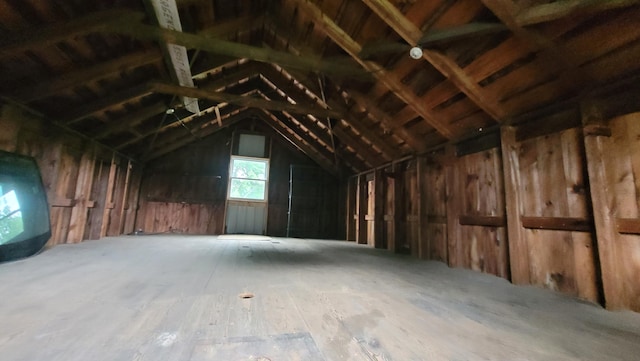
<box><xmin>165</xmin><ymin>108</ymin><xmax>175</xmax><ymax>115</ymax></box>
<box><xmin>409</xmin><ymin>46</ymin><xmax>423</xmax><ymax>60</ymax></box>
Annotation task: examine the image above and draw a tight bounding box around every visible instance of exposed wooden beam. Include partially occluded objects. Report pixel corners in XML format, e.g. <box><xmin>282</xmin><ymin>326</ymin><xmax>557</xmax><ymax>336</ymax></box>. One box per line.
<box><xmin>198</xmin><ymin>15</ymin><xmax>261</xmax><ymax>37</ymax></box>
<box><xmin>0</xmin><ymin>9</ymin><xmax>145</xmax><ymax>58</ymax></box>
<box><xmin>418</xmin><ymin>22</ymin><xmax>508</xmax><ymax>46</ymax></box>
<box><xmin>359</xmin><ymin>22</ymin><xmax>507</xmax><ymax>58</ymax></box>
<box><xmin>143</xmin><ymin>109</ymin><xmax>249</xmax><ymax>161</ymax></box>
<box><xmin>257</xmin><ymin>109</ymin><xmax>340</xmax><ymax>175</ymax></box>
<box><xmin>95</xmin><ymin>102</ymin><xmax>168</xmax><ymax>139</ymax></box>
<box><xmin>11</xmin><ymin>50</ymin><xmax>162</xmax><ymax>102</ymax></box>
<box><xmin>149</xmin><ymin>81</ymin><xmax>343</xmax><ymax>118</ymax></box>
<box><xmin>257</xmin><ymin>65</ymin><xmax>400</xmax><ymax>161</ymax></box>
<box><xmin>516</xmin><ymin>0</ymin><xmax>640</xmax><ymax>26</ymax></box>
<box><xmin>294</xmin><ymin>0</ymin><xmax>457</xmax><ymax>139</ymax></box>
<box><xmin>105</xmin><ymin>17</ymin><xmax>372</xmax><ymax>80</ymax></box>
<box><xmin>63</xmin><ymin>84</ymin><xmax>155</xmax><ymax>125</ymax></box>
<box><xmin>346</xmin><ymin>89</ymin><xmax>427</xmax><ymax>152</ymax></box>
<box><xmin>361</xmin><ymin>0</ymin><xmax>506</xmax><ymax>122</ymax></box>
<box><xmin>480</xmin><ymin>0</ymin><xmax>590</xmax><ymax>91</ymax></box>
<box><xmin>257</xmin><ymin>39</ymin><xmax>410</xmax><ymax>158</ymax></box>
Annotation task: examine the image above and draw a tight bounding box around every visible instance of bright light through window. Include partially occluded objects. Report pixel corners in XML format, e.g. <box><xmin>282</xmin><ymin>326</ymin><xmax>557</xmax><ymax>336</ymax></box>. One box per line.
<box><xmin>228</xmin><ymin>157</ymin><xmax>268</xmax><ymax>201</ymax></box>
<box><xmin>0</xmin><ymin>189</ymin><xmax>24</xmax><ymax>245</ymax></box>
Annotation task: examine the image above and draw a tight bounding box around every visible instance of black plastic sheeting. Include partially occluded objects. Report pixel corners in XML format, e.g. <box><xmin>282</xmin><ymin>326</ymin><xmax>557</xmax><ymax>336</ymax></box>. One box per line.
<box><xmin>0</xmin><ymin>151</ymin><xmax>51</xmax><ymax>262</ymax></box>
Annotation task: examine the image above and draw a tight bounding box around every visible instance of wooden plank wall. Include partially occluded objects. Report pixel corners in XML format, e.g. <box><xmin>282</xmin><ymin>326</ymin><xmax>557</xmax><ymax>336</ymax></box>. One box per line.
<box><xmin>0</xmin><ymin>103</ymin><xmax>140</xmax><ymax>245</ymax></box>
<box><xmin>136</xmin><ymin>124</ymin><xmax>339</xmax><ymax>237</ymax></box>
<box><xmin>348</xmin><ymin>110</ymin><xmax>640</xmax><ymax>311</ymax></box>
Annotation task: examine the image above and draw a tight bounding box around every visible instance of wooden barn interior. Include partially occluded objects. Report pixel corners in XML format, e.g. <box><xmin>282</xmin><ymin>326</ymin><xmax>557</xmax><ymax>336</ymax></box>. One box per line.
<box><xmin>1</xmin><ymin>0</ymin><xmax>640</xmax><ymax>359</ymax></box>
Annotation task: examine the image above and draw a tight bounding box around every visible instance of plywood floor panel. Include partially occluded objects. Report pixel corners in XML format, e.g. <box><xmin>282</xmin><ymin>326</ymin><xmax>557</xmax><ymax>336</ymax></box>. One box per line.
<box><xmin>1</xmin><ymin>235</ymin><xmax>639</xmax><ymax>360</ymax></box>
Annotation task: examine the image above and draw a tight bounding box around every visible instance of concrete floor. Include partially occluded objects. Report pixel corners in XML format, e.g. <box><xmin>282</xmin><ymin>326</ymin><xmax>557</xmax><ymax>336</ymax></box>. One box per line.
<box><xmin>1</xmin><ymin>235</ymin><xmax>639</xmax><ymax>361</ymax></box>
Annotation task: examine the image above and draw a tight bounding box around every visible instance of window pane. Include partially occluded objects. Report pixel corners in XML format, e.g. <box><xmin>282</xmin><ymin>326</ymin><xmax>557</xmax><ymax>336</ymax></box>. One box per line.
<box><xmin>232</xmin><ymin>159</ymin><xmax>267</xmax><ymax>180</ymax></box>
<box><xmin>0</xmin><ymin>190</ymin><xmax>25</xmax><ymax>245</ymax></box>
<box><xmin>229</xmin><ymin>179</ymin><xmax>266</xmax><ymax>200</ymax></box>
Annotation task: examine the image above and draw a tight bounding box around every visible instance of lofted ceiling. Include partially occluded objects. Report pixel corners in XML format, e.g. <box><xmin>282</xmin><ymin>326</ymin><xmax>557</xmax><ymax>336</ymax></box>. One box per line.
<box><xmin>1</xmin><ymin>0</ymin><xmax>639</xmax><ymax>175</ymax></box>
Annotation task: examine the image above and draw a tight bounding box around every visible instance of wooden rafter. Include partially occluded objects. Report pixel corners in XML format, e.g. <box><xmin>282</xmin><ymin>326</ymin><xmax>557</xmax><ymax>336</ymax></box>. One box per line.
<box><xmin>63</xmin><ymin>84</ymin><xmax>155</xmax><ymax>125</ymax></box>
<box><xmin>256</xmin><ymin>78</ymin><xmax>383</xmax><ymax>167</ymax></box>
<box><xmin>95</xmin><ymin>102</ymin><xmax>168</xmax><ymax>139</ymax></box>
<box><xmin>103</xmin><ymin>15</ymin><xmax>372</xmax><ymax>80</ymax></box>
<box><xmin>257</xmin><ymin>65</ymin><xmax>400</xmax><ymax>161</ymax></box>
<box><xmin>0</xmin><ymin>9</ymin><xmax>145</xmax><ymax>58</ymax></box>
<box><xmin>256</xmin><ymin>109</ymin><xmax>341</xmax><ymax>174</ymax></box>
<box><xmin>149</xmin><ymin>81</ymin><xmax>343</xmax><ymax>118</ymax></box>
<box><xmin>260</xmin><ymin>26</ymin><xmax>427</xmax><ymax>153</ymax></box>
<box><xmin>11</xmin><ymin>51</ymin><xmax>162</xmax><ymax>102</ymax></box>
<box><xmin>361</xmin><ymin>0</ymin><xmax>506</xmax><ymax>122</ymax></box>
<box><xmin>359</xmin><ymin>22</ymin><xmax>507</xmax><ymax>58</ymax></box>
<box><xmin>258</xmin><ymin>36</ymin><xmax>413</xmax><ymax>157</ymax></box>
<box><xmin>345</xmin><ymin>89</ymin><xmax>427</xmax><ymax>152</ymax></box>
<box><xmin>516</xmin><ymin>0</ymin><xmax>640</xmax><ymax>26</ymax></box>
<box><xmin>480</xmin><ymin>0</ymin><xmax>591</xmax><ymax>109</ymax></box>
<box><xmin>293</xmin><ymin>0</ymin><xmax>456</xmax><ymax>139</ymax></box>
<box><xmin>143</xmin><ymin>108</ymin><xmax>249</xmax><ymax>160</ymax></box>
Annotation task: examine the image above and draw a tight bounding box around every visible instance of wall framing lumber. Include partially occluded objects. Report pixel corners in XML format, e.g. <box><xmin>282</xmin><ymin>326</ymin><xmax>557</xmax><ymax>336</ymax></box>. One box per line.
<box><xmin>500</xmin><ymin>126</ymin><xmax>529</xmax><ymax>284</ymax></box>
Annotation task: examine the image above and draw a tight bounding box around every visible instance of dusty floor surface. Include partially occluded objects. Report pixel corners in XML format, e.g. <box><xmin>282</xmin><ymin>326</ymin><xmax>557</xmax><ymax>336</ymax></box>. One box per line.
<box><xmin>0</xmin><ymin>235</ymin><xmax>639</xmax><ymax>361</ymax></box>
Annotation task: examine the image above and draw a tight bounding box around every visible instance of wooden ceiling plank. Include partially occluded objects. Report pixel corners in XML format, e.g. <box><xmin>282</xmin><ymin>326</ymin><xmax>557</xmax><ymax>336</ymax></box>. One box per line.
<box><xmin>104</xmin><ymin>17</ymin><xmax>372</xmax><ymax>80</ymax></box>
<box><xmin>293</xmin><ymin>0</ymin><xmax>457</xmax><ymax>139</ymax></box>
<box><xmin>346</xmin><ymin>89</ymin><xmax>427</xmax><ymax>152</ymax></box>
<box><xmin>361</xmin><ymin>0</ymin><xmax>506</xmax><ymax>121</ymax></box>
<box><xmin>418</xmin><ymin>22</ymin><xmax>508</xmax><ymax>46</ymax></box>
<box><xmin>359</xmin><ymin>22</ymin><xmax>507</xmax><ymax>58</ymax></box>
<box><xmin>480</xmin><ymin>0</ymin><xmax>593</xmax><ymax>96</ymax></box>
<box><xmin>259</xmin><ymin>32</ymin><xmax>414</xmax><ymax>157</ymax></box>
<box><xmin>257</xmin><ymin>109</ymin><xmax>340</xmax><ymax>174</ymax></box>
<box><xmin>63</xmin><ymin>83</ymin><xmax>155</xmax><ymax>125</ymax></box>
<box><xmin>143</xmin><ymin>109</ymin><xmax>248</xmax><ymax>161</ymax></box>
<box><xmin>95</xmin><ymin>102</ymin><xmax>168</xmax><ymax>139</ymax></box>
<box><xmin>516</xmin><ymin>0</ymin><xmax>640</xmax><ymax>26</ymax></box>
<box><xmin>0</xmin><ymin>9</ymin><xmax>145</xmax><ymax>58</ymax></box>
<box><xmin>149</xmin><ymin>80</ymin><xmax>343</xmax><ymax>118</ymax></box>
<box><xmin>11</xmin><ymin>50</ymin><xmax>162</xmax><ymax>102</ymax></box>
<box><xmin>257</xmin><ymin>64</ymin><xmax>400</xmax><ymax>160</ymax></box>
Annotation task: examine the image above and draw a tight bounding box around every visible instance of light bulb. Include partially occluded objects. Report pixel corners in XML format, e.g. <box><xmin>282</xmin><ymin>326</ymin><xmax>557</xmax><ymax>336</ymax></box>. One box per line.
<box><xmin>409</xmin><ymin>46</ymin><xmax>423</xmax><ymax>59</ymax></box>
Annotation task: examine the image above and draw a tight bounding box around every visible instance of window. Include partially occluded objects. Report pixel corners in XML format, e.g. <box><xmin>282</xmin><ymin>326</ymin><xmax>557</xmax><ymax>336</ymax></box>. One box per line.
<box><xmin>0</xmin><ymin>189</ymin><xmax>24</xmax><ymax>245</ymax></box>
<box><xmin>228</xmin><ymin>156</ymin><xmax>269</xmax><ymax>201</ymax></box>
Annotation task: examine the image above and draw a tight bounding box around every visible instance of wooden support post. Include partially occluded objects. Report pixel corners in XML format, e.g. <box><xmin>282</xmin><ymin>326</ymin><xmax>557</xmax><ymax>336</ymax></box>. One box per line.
<box><xmin>374</xmin><ymin>168</ymin><xmax>385</xmax><ymax>249</ymax></box>
<box><xmin>581</xmin><ymin>102</ymin><xmax>622</xmax><ymax>309</ymax></box>
<box><xmin>115</xmin><ymin>160</ymin><xmax>133</xmax><ymax>235</ymax></box>
<box><xmin>355</xmin><ymin>174</ymin><xmax>366</xmax><ymax>244</ymax></box>
<box><xmin>67</xmin><ymin>148</ymin><xmax>96</xmax><ymax>243</ymax></box>
<box><xmin>100</xmin><ymin>155</ymin><xmax>118</xmax><ymax>238</ymax></box>
<box><xmin>444</xmin><ymin>145</ymin><xmax>462</xmax><ymax>267</ymax></box>
<box><xmin>500</xmin><ymin>126</ymin><xmax>530</xmax><ymax>284</ymax></box>
<box><xmin>346</xmin><ymin>177</ymin><xmax>355</xmax><ymax>241</ymax></box>
<box><xmin>391</xmin><ymin>163</ymin><xmax>403</xmax><ymax>253</ymax></box>
<box><xmin>417</xmin><ymin>155</ymin><xmax>430</xmax><ymax>259</ymax></box>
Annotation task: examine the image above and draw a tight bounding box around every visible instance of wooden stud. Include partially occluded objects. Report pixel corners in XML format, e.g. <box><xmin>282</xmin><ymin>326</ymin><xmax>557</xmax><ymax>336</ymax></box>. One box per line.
<box><xmin>500</xmin><ymin>126</ymin><xmax>530</xmax><ymax>284</ymax></box>
<box><xmin>581</xmin><ymin>102</ymin><xmax>624</xmax><ymax>309</ymax></box>
<box><xmin>374</xmin><ymin>168</ymin><xmax>385</xmax><ymax>248</ymax></box>
<box><xmin>66</xmin><ymin>147</ymin><xmax>96</xmax><ymax>243</ymax></box>
<box><xmin>444</xmin><ymin>144</ymin><xmax>462</xmax><ymax>267</ymax></box>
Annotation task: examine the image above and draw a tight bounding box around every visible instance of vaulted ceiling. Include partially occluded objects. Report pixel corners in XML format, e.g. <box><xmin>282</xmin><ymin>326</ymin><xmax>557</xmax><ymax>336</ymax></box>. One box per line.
<box><xmin>1</xmin><ymin>0</ymin><xmax>639</xmax><ymax>175</ymax></box>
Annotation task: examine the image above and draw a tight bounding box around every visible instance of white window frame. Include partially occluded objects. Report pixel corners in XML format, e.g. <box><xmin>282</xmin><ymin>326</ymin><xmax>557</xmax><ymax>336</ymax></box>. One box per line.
<box><xmin>227</xmin><ymin>155</ymin><xmax>269</xmax><ymax>202</ymax></box>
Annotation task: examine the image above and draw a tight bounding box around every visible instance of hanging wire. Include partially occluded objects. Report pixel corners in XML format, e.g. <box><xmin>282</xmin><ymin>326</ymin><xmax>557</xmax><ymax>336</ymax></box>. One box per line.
<box><xmin>317</xmin><ymin>74</ymin><xmax>339</xmax><ymax>167</ymax></box>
